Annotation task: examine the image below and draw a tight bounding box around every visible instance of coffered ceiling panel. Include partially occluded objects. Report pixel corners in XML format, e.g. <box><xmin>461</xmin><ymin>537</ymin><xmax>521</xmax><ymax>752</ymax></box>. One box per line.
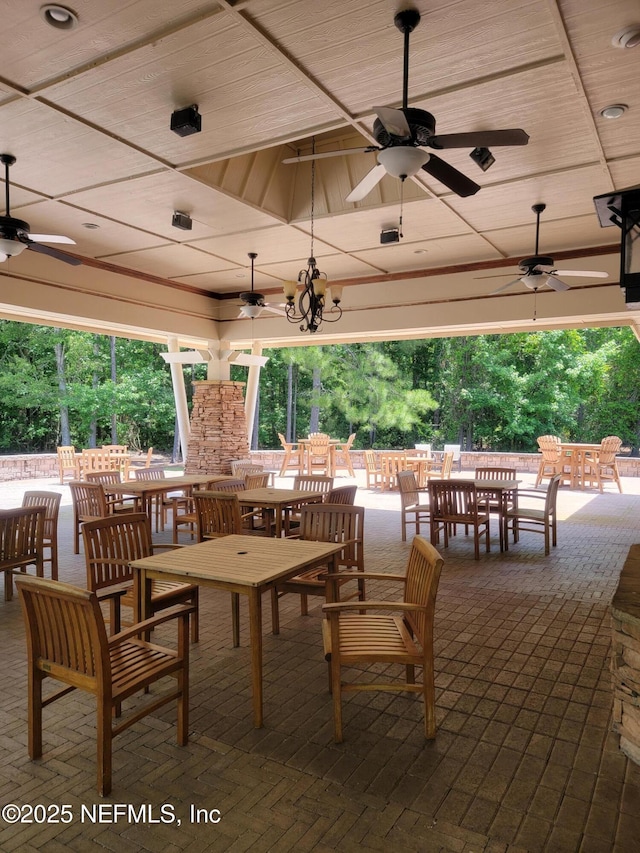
<box><xmin>0</xmin><ymin>0</ymin><xmax>636</xmax><ymax>346</ymax></box>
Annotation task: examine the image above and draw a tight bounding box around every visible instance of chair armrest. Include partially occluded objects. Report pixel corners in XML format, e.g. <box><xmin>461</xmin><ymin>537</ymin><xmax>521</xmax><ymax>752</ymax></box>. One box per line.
<box><xmin>322</xmin><ymin>600</ymin><xmax>428</xmax><ymax>614</ymax></box>
<box><xmin>95</xmin><ymin>586</ymin><xmax>128</xmax><ymax>603</ymax></box>
<box><xmin>108</xmin><ymin>603</ymin><xmax>196</xmax><ymax>646</ymax></box>
<box><xmin>151</xmin><ymin>543</ymin><xmax>184</xmax><ymax>553</ymax></box>
<box><xmin>515</xmin><ymin>489</ymin><xmax>547</xmax><ymax>500</ymax></box>
<box><xmin>323</xmin><ymin>571</ymin><xmax>405</xmax><ymax>583</ymax></box>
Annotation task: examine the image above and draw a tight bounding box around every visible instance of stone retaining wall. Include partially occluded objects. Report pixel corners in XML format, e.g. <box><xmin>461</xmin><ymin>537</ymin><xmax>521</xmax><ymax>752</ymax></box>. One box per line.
<box><xmin>612</xmin><ymin>544</ymin><xmax>640</xmax><ymax>765</ymax></box>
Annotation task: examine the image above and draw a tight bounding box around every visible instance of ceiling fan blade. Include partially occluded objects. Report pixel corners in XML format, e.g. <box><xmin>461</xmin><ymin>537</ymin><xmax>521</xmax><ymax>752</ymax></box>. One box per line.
<box><xmin>549</xmin><ymin>269</ymin><xmax>608</xmax><ymax>278</ymax></box>
<box><xmin>373</xmin><ymin>106</ymin><xmax>412</xmax><ymax>139</ymax></box>
<box><xmin>282</xmin><ymin>147</ymin><xmax>375</xmax><ymax>164</ymax></box>
<box><xmin>26</xmin><ymin>242</ymin><xmax>82</xmax><ymax>266</ymax></box>
<box><xmin>346</xmin><ymin>163</ymin><xmax>386</xmax><ymax>202</ymax></box>
<box><xmin>491</xmin><ymin>278</ymin><xmax>522</xmax><ymax>294</ymax></box>
<box><xmin>421</xmin><ymin>155</ymin><xmax>480</xmax><ymax>197</ymax></box>
<box><xmin>546</xmin><ymin>276</ymin><xmax>570</xmax><ymax>292</ymax></box>
<box><xmin>262</xmin><ymin>304</ymin><xmax>287</xmax><ymax>317</ymax></box>
<box><xmin>28</xmin><ymin>233</ymin><xmax>75</xmax><ymax>245</ymax></box>
<box><xmin>428</xmin><ymin>129</ymin><xmax>529</xmax><ymax>149</ymax></box>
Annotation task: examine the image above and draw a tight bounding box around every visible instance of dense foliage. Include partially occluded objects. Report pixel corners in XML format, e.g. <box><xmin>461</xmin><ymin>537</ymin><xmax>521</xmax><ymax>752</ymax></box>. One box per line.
<box><xmin>0</xmin><ymin>320</ymin><xmax>637</xmax><ymax>455</ymax></box>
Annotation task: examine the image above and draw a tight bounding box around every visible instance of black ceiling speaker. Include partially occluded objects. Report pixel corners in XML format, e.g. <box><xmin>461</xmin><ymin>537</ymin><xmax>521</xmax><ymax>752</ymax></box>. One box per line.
<box><xmin>170</xmin><ymin>105</ymin><xmax>201</xmax><ymax>137</ymax></box>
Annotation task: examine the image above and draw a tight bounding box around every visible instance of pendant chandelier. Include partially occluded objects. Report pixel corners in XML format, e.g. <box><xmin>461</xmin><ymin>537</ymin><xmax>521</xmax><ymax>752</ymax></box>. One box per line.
<box><xmin>283</xmin><ymin>150</ymin><xmax>343</xmax><ymax>334</ymax></box>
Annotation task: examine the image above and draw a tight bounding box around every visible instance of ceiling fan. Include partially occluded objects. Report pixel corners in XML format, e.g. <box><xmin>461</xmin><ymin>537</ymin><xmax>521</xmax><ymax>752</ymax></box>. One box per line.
<box><xmin>491</xmin><ymin>204</ymin><xmax>609</xmax><ymax>294</ymax></box>
<box><xmin>238</xmin><ymin>252</ymin><xmax>286</xmax><ymax>318</ymax></box>
<box><xmin>0</xmin><ymin>154</ymin><xmax>81</xmax><ymax>265</ymax></box>
<box><xmin>282</xmin><ymin>8</ymin><xmax>529</xmax><ymax>202</ymax></box>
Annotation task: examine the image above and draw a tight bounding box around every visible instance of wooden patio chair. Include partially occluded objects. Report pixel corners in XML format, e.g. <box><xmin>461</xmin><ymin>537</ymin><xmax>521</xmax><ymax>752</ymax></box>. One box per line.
<box><xmin>272</xmin><ymin>503</ymin><xmax>365</xmax><ymax>633</ymax></box>
<box><xmin>16</xmin><ymin>574</ymin><xmax>192</xmax><ymax>796</ymax></box>
<box><xmin>429</xmin><ymin>451</ymin><xmax>454</xmax><ymax>480</ymax></box>
<box><xmin>69</xmin><ymin>480</ymin><xmax>111</xmax><ymax>555</ymax></box>
<box><xmin>363</xmin><ymin>450</ymin><xmax>383</xmax><ymax>490</ymax></box>
<box><xmin>192</xmin><ymin>491</ymin><xmax>258</xmax><ymax>646</ymax></box>
<box><xmin>56</xmin><ymin>445</ymin><xmax>78</xmax><ymax>484</ymax></box>
<box><xmin>80</xmin><ymin>447</ymin><xmax>116</xmax><ymax>476</ymax></box>
<box><xmin>325</xmin><ymin>484</ymin><xmax>358</xmax><ymax>505</ymax></box>
<box><xmin>21</xmin><ymin>491</ymin><xmax>61</xmax><ymax>581</ymax></box>
<box><xmin>243</xmin><ymin>472</ymin><xmax>272</xmax><ymax>531</ymax></box>
<box><xmin>82</xmin><ymin>512</ymin><xmax>199</xmax><ymax>642</ymax></box>
<box><xmin>380</xmin><ymin>451</ymin><xmax>408</xmax><ymax>491</ymax></box>
<box><xmin>171</xmin><ymin>479</ymin><xmax>244</xmax><ymax>543</ymax></box>
<box><xmin>127</xmin><ymin>446</ymin><xmax>154</xmax><ymax>480</ymax></box>
<box><xmin>474</xmin><ymin>466</ymin><xmax>518</xmax><ymax>546</ymax></box>
<box><xmin>102</xmin><ymin>445</ymin><xmax>130</xmax><ymax>480</ymax></box>
<box><xmin>306</xmin><ymin>433</ymin><xmax>333</xmax><ymax>476</ymax></box>
<box><xmin>505</xmin><ymin>474</ymin><xmax>561</xmax><ymax>555</ymax></box>
<box><xmin>535</xmin><ymin>435</ymin><xmax>568</xmax><ymax>486</ymax></box>
<box><xmin>583</xmin><ymin>436</ymin><xmax>623</xmax><ymax>493</ymax></box>
<box><xmin>278</xmin><ymin>432</ymin><xmax>304</xmax><ymax>477</ymax></box>
<box><xmin>321</xmin><ymin>535</ymin><xmax>444</xmax><ymax>743</ymax></box>
<box><xmin>333</xmin><ymin>433</ymin><xmax>356</xmax><ymax>477</ymax></box>
<box><xmin>397</xmin><ymin>469</ymin><xmax>430</xmax><ymax>541</ymax></box>
<box><xmin>231</xmin><ymin>460</ymin><xmax>263</xmax><ymax>478</ymax></box>
<box><xmin>135</xmin><ymin>466</ymin><xmax>188</xmax><ymax>532</ymax></box>
<box><xmin>286</xmin><ymin>474</ymin><xmax>334</xmax><ymax>534</ymax></box>
<box><xmin>85</xmin><ymin>470</ymin><xmax>139</xmax><ymax>513</ymax></box>
<box><xmin>0</xmin><ymin>506</ymin><xmax>45</xmax><ymax>601</ymax></box>
<box><xmin>428</xmin><ymin>480</ymin><xmax>491</xmax><ymax>560</ymax></box>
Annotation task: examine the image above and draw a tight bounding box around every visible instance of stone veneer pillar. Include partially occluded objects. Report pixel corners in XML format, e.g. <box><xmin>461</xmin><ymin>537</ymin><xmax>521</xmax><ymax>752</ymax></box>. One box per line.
<box><xmin>184</xmin><ymin>380</ymin><xmax>249</xmax><ymax>475</ymax></box>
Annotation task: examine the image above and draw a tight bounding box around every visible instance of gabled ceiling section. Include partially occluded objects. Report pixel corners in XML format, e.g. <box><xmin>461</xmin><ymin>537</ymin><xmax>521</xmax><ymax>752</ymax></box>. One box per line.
<box><xmin>0</xmin><ymin>0</ymin><xmax>636</xmax><ymax>349</ymax></box>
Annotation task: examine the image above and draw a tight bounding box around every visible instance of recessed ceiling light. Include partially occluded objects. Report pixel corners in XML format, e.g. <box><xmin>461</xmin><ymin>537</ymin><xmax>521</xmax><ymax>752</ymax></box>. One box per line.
<box><xmin>82</xmin><ymin>222</ymin><xmax>99</xmax><ymax>229</ymax></box>
<box><xmin>600</xmin><ymin>104</ymin><xmax>628</xmax><ymax>119</ymax></box>
<box><xmin>612</xmin><ymin>25</ymin><xmax>640</xmax><ymax>49</ymax></box>
<box><xmin>414</xmin><ymin>249</ymin><xmax>427</xmax><ymax>254</ymax></box>
<box><xmin>40</xmin><ymin>4</ymin><xmax>79</xmax><ymax>30</ymax></box>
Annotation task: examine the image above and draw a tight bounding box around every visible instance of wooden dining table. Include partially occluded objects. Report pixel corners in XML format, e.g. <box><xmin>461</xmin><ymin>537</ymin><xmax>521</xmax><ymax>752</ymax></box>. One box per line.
<box><xmin>108</xmin><ymin>473</ymin><xmax>235</xmax><ymax>519</ymax></box>
<box><xmin>131</xmin><ymin>534</ymin><xmax>343</xmax><ymax>727</ymax></box>
<box><xmin>559</xmin><ymin>443</ymin><xmax>601</xmax><ymax>489</ymax></box>
<box><xmin>473</xmin><ymin>478</ymin><xmax>520</xmax><ymax>551</ymax></box>
<box><xmin>237</xmin><ymin>487</ymin><xmax>324</xmax><ymax>537</ymax></box>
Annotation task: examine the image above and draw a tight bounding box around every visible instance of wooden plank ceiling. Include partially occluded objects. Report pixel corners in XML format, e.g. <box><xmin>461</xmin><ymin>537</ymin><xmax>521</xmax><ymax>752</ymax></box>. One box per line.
<box><xmin>0</xmin><ymin>0</ymin><xmax>638</xmax><ymax>347</ymax></box>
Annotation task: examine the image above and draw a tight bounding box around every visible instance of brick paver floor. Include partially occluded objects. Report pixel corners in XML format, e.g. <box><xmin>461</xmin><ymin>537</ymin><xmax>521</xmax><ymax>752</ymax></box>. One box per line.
<box><xmin>0</xmin><ymin>469</ymin><xmax>639</xmax><ymax>852</ymax></box>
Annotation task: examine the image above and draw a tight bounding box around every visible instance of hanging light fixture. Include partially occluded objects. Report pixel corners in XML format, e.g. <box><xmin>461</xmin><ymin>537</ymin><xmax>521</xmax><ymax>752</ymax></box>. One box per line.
<box><xmin>283</xmin><ymin>146</ymin><xmax>343</xmax><ymax>333</ymax></box>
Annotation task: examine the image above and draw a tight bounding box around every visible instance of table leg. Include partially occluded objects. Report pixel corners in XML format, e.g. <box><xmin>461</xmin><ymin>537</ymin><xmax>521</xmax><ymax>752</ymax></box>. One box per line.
<box><xmin>231</xmin><ymin>592</ymin><xmax>240</xmax><ymax>647</ymax></box>
<box><xmin>248</xmin><ymin>588</ymin><xmax>264</xmax><ymax>728</ymax></box>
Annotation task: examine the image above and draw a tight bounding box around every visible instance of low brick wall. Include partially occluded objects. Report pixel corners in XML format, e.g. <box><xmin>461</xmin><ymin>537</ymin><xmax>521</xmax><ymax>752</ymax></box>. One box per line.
<box><xmin>612</xmin><ymin>545</ymin><xmax>640</xmax><ymax>765</ymax></box>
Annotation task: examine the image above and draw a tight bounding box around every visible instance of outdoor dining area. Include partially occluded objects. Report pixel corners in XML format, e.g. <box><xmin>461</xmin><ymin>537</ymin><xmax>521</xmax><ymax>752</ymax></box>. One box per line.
<box><xmin>0</xmin><ymin>440</ymin><xmax>638</xmax><ymax>851</ymax></box>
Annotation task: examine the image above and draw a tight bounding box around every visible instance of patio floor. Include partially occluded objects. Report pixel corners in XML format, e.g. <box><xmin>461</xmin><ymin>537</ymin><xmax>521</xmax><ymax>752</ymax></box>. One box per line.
<box><xmin>1</xmin><ymin>469</ymin><xmax>639</xmax><ymax>852</ymax></box>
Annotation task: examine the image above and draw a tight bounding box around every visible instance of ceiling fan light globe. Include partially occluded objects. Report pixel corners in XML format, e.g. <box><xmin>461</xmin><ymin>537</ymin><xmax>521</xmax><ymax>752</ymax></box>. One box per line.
<box><xmin>240</xmin><ymin>304</ymin><xmax>263</xmax><ymax>319</ymax></box>
<box><xmin>377</xmin><ymin>147</ymin><xmax>430</xmax><ymax>178</ymax></box>
<box><xmin>0</xmin><ymin>238</ymin><xmax>28</xmax><ymax>258</ymax></box>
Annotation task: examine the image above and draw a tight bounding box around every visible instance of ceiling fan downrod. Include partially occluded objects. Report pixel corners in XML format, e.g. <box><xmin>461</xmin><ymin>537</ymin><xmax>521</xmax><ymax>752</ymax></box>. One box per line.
<box><xmin>1</xmin><ymin>154</ymin><xmax>16</xmax><ymax>217</ymax></box>
<box><xmin>394</xmin><ymin>9</ymin><xmax>421</xmax><ymax>111</ymax></box>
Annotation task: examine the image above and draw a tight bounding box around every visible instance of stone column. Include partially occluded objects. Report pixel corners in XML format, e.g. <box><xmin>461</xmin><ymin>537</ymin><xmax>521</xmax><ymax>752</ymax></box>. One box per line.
<box><xmin>185</xmin><ymin>380</ymin><xmax>249</xmax><ymax>475</ymax></box>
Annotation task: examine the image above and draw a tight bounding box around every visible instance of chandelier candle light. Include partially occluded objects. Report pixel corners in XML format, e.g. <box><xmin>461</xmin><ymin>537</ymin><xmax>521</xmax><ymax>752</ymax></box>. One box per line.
<box><xmin>283</xmin><ymin>154</ymin><xmax>343</xmax><ymax>333</ymax></box>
